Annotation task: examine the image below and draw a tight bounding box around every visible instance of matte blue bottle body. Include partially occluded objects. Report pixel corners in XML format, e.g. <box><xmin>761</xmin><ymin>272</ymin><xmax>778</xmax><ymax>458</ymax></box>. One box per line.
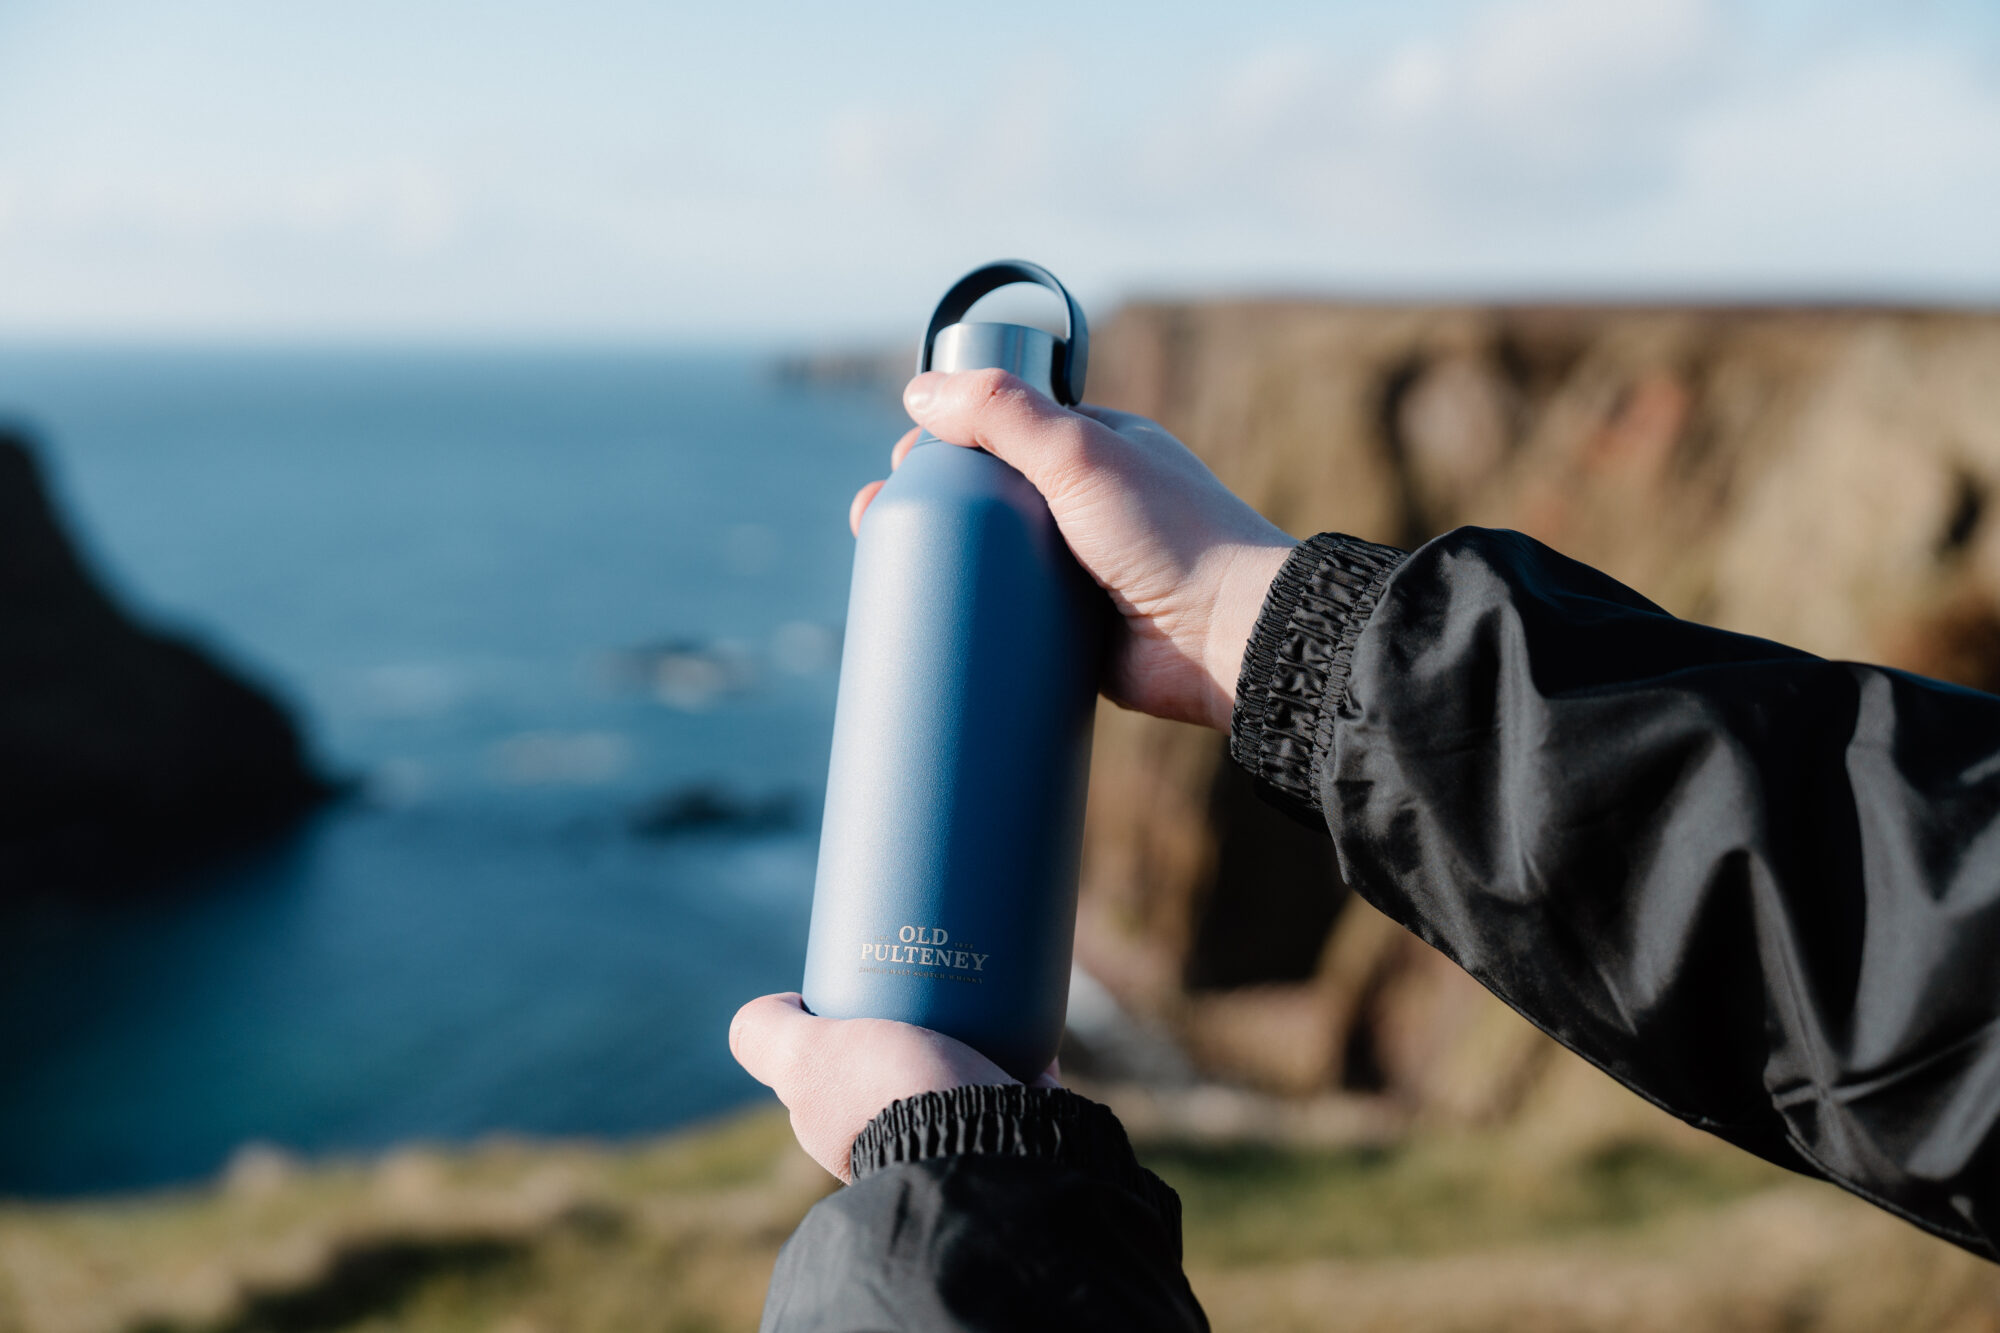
<box><xmin>803</xmin><ymin>437</ymin><xmax>1100</xmax><ymax>1081</ymax></box>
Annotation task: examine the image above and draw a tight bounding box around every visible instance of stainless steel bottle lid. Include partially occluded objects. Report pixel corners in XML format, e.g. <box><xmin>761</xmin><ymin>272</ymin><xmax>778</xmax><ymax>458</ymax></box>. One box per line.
<box><xmin>928</xmin><ymin>322</ymin><xmax>1060</xmax><ymax>401</ymax></box>
<box><xmin>918</xmin><ymin>260</ymin><xmax>1088</xmax><ymax>405</ymax></box>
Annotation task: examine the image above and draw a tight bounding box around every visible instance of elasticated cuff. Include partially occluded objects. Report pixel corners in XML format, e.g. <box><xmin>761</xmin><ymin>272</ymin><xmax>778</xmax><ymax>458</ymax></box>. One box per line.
<box><xmin>850</xmin><ymin>1085</ymin><xmax>1182</xmax><ymax>1257</ymax></box>
<box><xmin>1229</xmin><ymin>532</ymin><xmax>1407</xmax><ymax>821</ymax></box>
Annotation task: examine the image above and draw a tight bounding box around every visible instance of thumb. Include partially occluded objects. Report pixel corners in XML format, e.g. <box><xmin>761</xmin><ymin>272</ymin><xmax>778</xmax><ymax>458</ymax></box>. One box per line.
<box><xmin>903</xmin><ymin>369</ymin><xmax>1102</xmax><ymax>501</ymax></box>
<box><xmin>729</xmin><ymin>991</ymin><xmax>819</xmax><ymax>1090</ymax></box>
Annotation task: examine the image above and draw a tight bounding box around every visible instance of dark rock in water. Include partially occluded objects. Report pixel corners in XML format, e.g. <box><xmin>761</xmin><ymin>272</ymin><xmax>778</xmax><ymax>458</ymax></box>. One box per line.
<box><xmin>768</xmin><ymin>347</ymin><xmax>909</xmax><ymax>394</ymax></box>
<box><xmin>629</xmin><ymin>784</ymin><xmax>800</xmax><ymax>839</ymax></box>
<box><xmin>0</xmin><ymin>423</ymin><xmax>334</xmax><ymax>890</ymax></box>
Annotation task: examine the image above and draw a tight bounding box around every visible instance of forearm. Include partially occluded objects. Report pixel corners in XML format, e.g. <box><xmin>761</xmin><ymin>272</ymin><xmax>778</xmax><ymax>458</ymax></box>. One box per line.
<box><xmin>1232</xmin><ymin>526</ymin><xmax>2000</xmax><ymax>1260</ymax></box>
<box><xmin>760</xmin><ymin>1086</ymin><xmax>1206</xmax><ymax>1332</ymax></box>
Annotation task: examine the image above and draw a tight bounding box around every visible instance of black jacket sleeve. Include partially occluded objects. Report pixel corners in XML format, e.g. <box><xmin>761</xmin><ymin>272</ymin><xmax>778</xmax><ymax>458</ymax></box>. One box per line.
<box><xmin>1231</xmin><ymin>526</ymin><xmax>2000</xmax><ymax>1261</ymax></box>
<box><xmin>759</xmin><ymin>1085</ymin><xmax>1207</xmax><ymax>1332</ymax></box>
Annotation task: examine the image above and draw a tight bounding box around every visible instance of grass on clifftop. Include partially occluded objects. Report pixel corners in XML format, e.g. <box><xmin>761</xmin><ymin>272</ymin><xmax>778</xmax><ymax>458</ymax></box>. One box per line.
<box><xmin>1151</xmin><ymin>1133</ymin><xmax>1784</xmax><ymax>1266</ymax></box>
<box><xmin>2</xmin><ymin>1103</ymin><xmax>1996</xmax><ymax>1333</ymax></box>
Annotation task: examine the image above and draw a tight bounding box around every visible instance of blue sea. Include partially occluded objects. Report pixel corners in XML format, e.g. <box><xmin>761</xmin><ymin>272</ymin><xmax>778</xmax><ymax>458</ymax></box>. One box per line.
<box><xmin>0</xmin><ymin>347</ymin><xmax>910</xmax><ymax>1195</ymax></box>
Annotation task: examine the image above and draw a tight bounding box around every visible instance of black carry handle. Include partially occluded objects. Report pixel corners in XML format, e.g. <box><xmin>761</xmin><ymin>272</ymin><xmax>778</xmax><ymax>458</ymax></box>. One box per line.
<box><xmin>918</xmin><ymin>260</ymin><xmax>1089</xmax><ymax>406</ymax></box>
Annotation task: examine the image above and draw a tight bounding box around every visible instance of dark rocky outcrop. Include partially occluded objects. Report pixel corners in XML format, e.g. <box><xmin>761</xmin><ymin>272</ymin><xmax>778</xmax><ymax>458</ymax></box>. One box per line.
<box><xmin>0</xmin><ymin>423</ymin><xmax>332</xmax><ymax>890</ymax></box>
<box><xmin>628</xmin><ymin>784</ymin><xmax>801</xmax><ymax>838</ymax></box>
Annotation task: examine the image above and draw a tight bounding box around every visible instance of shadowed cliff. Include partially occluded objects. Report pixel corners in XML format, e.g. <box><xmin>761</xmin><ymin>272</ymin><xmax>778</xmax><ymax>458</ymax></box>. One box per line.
<box><xmin>0</xmin><ymin>423</ymin><xmax>332</xmax><ymax>890</ymax></box>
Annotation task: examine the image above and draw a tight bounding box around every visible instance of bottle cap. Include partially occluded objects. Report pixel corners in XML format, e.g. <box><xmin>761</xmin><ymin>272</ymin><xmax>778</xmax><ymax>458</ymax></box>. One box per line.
<box><xmin>928</xmin><ymin>323</ymin><xmax>1060</xmax><ymax>401</ymax></box>
<box><xmin>918</xmin><ymin>260</ymin><xmax>1088</xmax><ymax>405</ymax></box>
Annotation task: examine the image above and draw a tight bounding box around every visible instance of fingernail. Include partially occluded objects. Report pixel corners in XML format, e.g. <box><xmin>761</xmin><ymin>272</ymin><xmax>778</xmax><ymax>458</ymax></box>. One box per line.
<box><xmin>904</xmin><ymin>376</ymin><xmax>937</xmax><ymax>414</ymax></box>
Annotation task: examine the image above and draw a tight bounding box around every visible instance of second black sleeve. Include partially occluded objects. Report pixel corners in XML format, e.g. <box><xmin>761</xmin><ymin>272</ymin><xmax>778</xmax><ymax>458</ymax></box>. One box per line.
<box><xmin>1234</xmin><ymin>526</ymin><xmax>2000</xmax><ymax>1261</ymax></box>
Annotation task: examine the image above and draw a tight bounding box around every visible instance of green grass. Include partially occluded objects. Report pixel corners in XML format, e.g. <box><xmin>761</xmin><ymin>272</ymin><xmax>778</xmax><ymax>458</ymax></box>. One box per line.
<box><xmin>0</xmin><ymin>1109</ymin><xmax>826</xmax><ymax>1333</ymax></box>
<box><xmin>6</xmin><ymin>1108</ymin><xmax>1982</xmax><ymax>1333</ymax></box>
<box><xmin>1145</xmin><ymin>1132</ymin><xmax>1789</xmax><ymax>1265</ymax></box>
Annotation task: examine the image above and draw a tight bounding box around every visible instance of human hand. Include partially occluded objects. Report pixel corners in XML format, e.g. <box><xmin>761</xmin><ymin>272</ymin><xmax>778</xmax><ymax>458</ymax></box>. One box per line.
<box><xmin>730</xmin><ymin>992</ymin><xmax>1060</xmax><ymax>1183</ymax></box>
<box><xmin>849</xmin><ymin>371</ymin><xmax>1296</xmax><ymax>731</ymax></box>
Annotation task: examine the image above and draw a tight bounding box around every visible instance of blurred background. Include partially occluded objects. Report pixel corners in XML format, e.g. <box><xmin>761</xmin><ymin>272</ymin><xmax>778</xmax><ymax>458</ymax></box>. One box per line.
<box><xmin>3</xmin><ymin>1</ymin><xmax>2000</xmax><ymax>1329</ymax></box>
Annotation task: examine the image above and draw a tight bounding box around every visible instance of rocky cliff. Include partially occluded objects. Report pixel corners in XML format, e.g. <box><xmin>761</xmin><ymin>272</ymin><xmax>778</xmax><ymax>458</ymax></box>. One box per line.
<box><xmin>1074</xmin><ymin>303</ymin><xmax>2000</xmax><ymax>1113</ymax></box>
<box><xmin>0</xmin><ymin>423</ymin><xmax>332</xmax><ymax>890</ymax></box>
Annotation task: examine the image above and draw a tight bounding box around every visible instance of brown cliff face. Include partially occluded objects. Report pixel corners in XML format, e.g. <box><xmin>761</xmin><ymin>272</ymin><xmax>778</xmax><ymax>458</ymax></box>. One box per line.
<box><xmin>1074</xmin><ymin>303</ymin><xmax>2000</xmax><ymax>1112</ymax></box>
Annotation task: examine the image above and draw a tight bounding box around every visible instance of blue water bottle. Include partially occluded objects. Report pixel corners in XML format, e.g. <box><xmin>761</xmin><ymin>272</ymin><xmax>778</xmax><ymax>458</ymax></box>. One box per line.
<box><xmin>802</xmin><ymin>261</ymin><xmax>1104</xmax><ymax>1081</ymax></box>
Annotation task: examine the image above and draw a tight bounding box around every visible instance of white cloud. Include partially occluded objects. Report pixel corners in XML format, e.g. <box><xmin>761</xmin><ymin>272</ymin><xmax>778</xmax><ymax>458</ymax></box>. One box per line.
<box><xmin>1099</xmin><ymin>0</ymin><xmax>1723</xmax><ymax>241</ymax></box>
<box><xmin>1461</xmin><ymin>0</ymin><xmax>1714</xmax><ymax>117</ymax></box>
<box><xmin>10</xmin><ymin>162</ymin><xmax>459</xmax><ymax>255</ymax></box>
<box><xmin>1376</xmin><ymin>45</ymin><xmax>1449</xmax><ymax>119</ymax></box>
<box><xmin>1636</xmin><ymin>45</ymin><xmax>2000</xmax><ymax>289</ymax></box>
<box><xmin>0</xmin><ymin>0</ymin><xmax>1995</xmax><ymax>336</ymax></box>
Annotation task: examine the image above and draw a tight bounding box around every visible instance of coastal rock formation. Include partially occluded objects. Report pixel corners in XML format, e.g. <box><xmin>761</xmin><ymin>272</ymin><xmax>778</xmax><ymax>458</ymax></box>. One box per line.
<box><xmin>1075</xmin><ymin>303</ymin><xmax>2000</xmax><ymax>1111</ymax></box>
<box><xmin>0</xmin><ymin>423</ymin><xmax>331</xmax><ymax>889</ymax></box>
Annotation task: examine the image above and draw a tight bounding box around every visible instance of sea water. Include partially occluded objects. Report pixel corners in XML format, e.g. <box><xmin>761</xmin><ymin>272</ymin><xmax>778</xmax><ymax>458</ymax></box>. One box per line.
<box><xmin>0</xmin><ymin>346</ymin><xmax>907</xmax><ymax>1194</ymax></box>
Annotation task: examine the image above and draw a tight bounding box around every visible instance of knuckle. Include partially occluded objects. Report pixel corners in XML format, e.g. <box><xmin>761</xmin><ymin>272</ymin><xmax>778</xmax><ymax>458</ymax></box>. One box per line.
<box><xmin>960</xmin><ymin>366</ymin><xmax>1023</xmax><ymax>408</ymax></box>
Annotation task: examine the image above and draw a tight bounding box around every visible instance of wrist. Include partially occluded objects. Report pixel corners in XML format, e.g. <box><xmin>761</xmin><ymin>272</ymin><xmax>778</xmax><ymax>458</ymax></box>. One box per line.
<box><xmin>1204</xmin><ymin>541</ymin><xmax>1297</xmax><ymax>732</ymax></box>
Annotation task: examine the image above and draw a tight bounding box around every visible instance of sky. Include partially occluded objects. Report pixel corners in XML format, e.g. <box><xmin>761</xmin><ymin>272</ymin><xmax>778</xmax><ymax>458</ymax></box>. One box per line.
<box><xmin>0</xmin><ymin>0</ymin><xmax>1996</xmax><ymax>341</ymax></box>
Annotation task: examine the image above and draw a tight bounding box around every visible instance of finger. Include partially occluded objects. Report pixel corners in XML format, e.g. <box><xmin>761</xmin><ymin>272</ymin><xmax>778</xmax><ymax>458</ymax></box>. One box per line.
<box><xmin>849</xmin><ymin>479</ymin><xmax>886</xmax><ymax>537</ymax></box>
<box><xmin>890</xmin><ymin>426</ymin><xmax>920</xmax><ymax>470</ymax></box>
<box><xmin>903</xmin><ymin>370</ymin><xmax>1104</xmax><ymax>497</ymax></box>
<box><xmin>729</xmin><ymin>992</ymin><xmax>817</xmax><ymax>1089</ymax></box>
